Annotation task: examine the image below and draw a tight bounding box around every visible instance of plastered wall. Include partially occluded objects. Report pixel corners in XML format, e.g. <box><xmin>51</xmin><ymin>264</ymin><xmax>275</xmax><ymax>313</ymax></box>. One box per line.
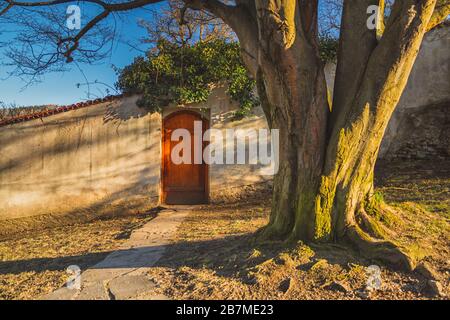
<box><xmin>0</xmin><ymin>96</ymin><xmax>161</xmax><ymax>220</ymax></box>
<box><xmin>1</xmin><ymin>25</ymin><xmax>448</xmax><ymax>221</ymax></box>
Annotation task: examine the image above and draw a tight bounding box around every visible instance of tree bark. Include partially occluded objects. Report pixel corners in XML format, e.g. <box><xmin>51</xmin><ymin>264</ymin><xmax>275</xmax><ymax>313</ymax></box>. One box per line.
<box><xmin>252</xmin><ymin>0</ymin><xmax>329</xmax><ymax>242</ymax></box>
<box><xmin>314</xmin><ymin>0</ymin><xmax>438</xmax><ymax>270</ymax></box>
<box><xmin>241</xmin><ymin>0</ymin><xmax>438</xmax><ymax>271</ymax></box>
<box><xmin>5</xmin><ymin>0</ymin><xmax>447</xmax><ymax>271</ymax></box>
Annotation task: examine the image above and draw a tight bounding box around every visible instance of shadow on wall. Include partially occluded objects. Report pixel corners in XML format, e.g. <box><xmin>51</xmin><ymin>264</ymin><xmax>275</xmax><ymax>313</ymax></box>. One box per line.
<box><xmin>104</xmin><ymin>98</ymin><xmax>154</xmax><ymax>123</ymax></box>
<box><xmin>382</xmin><ymin>100</ymin><xmax>450</xmax><ymax>160</ymax></box>
<box><xmin>0</xmin><ymin>96</ymin><xmax>162</xmax><ymax>229</ymax></box>
<box><xmin>0</xmin><ymin>163</ymin><xmax>161</xmax><ymax>240</ymax></box>
<box><xmin>0</xmin><ymin>117</ymin><xmax>155</xmax><ymax>174</ymax></box>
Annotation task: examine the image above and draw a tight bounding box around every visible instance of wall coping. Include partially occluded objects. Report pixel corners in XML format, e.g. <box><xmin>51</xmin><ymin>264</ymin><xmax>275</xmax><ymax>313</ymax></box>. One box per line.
<box><xmin>0</xmin><ymin>93</ymin><xmax>132</xmax><ymax>128</ymax></box>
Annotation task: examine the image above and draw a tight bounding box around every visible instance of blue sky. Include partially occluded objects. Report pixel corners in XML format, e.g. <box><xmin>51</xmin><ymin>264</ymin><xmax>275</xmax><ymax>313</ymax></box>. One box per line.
<box><xmin>0</xmin><ymin>1</ymin><xmax>341</xmax><ymax>107</ymax></box>
<box><xmin>0</xmin><ymin>4</ymin><xmax>166</xmax><ymax>107</ymax></box>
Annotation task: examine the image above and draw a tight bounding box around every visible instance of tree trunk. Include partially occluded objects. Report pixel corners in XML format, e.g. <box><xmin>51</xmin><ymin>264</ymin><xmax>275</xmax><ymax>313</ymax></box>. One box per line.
<box><xmin>314</xmin><ymin>0</ymin><xmax>436</xmax><ymax>271</ymax></box>
<box><xmin>256</xmin><ymin>69</ymin><xmax>329</xmax><ymax>242</ymax></box>
<box><xmin>253</xmin><ymin>0</ymin><xmax>329</xmax><ymax>242</ymax></box>
<box><xmin>202</xmin><ymin>0</ymin><xmax>442</xmax><ymax>271</ymax></box>
<box><xmin>316</xmin><ymin>104</ymin><xmax>415</xmax><ymax>270</ymax></box>
<box><xmin>248</xmin><ymin>0</ymin><xmax>438</xmax><ymax>271</ymax></box>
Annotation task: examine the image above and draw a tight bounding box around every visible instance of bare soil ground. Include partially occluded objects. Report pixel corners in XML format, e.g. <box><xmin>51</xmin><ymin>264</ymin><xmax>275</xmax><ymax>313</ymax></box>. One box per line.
<box><xmin>0</xmin><ymin>160</ymin><xmax>448</xmax><ymax>300</ymax></box>
<box><xmin>0</xmin><ymin>210</ymin><xmax>158</xmax><ymax>300</ymax></box>
<box><xmin>145</xmin><ymin>160</ymin><xmax>449</xmax><ymax>300</ymax></box>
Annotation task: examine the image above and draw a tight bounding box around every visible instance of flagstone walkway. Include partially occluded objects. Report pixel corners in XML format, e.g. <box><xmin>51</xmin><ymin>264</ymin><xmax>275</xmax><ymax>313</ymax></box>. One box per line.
<box><xmin>42</xmin><ymin>207</ymin><xmax>190</xmax><ymax>300</ymax></box>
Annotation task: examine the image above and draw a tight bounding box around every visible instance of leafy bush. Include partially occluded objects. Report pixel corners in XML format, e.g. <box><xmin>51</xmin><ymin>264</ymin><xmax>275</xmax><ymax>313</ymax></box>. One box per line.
<box><xmin>116</xmin><ymin>39</ymin><xmax>259</xmax><ymax>117</ymax></box>
<box><xmin>116</xmin><ymin>37</ymin><xmax>337</xmax><ymax>117</ymax></box>
<box><xmin>319</xmin><ymin>36</ymin><xmax>339</xmax><ymax>63</ymax></box>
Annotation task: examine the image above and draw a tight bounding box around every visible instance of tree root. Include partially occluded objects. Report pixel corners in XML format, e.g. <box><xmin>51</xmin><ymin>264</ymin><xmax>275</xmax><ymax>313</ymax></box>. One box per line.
<box><xmin>356</xmin><ymin>207</ymin><xmax>391</xmax><ymax>240</ymax></box>
<box><xmin>257</xmin><ymin>203</ymin><xmax>416</xmax><ymax>272</ymax></box>
<box><xmin>259</xmin><ymin>222</ymin><xmax>416</xmax><ymax>271</ymax></box>
<box><xmin>344</xmin><ymin>224</ymin><xmax>416</xmax><ymax>272</ymax></box>
<box><xmin>255</xmin><ymin>222</ymin><xmax>289</xmax><ymax>242</ymax></box>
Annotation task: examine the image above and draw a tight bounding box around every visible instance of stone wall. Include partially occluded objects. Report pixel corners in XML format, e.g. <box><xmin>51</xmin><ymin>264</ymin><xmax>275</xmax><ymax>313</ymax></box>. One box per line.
<box><xmin>382</xmin><ymin>101</ymin><xmax>449</xmax><ymax>160</ymax></box>
<box><xmin>379</xmin><ymin>25</ymin><xmax>450</xmax><ymax>159</ymax></box>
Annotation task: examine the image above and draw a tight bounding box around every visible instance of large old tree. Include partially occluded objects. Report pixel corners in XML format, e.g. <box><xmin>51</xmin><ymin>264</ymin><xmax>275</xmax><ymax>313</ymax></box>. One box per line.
<box><xmin>1</xmin><ymin>0</ymin><xmax>449</xmax><ymax>270</ymax></box>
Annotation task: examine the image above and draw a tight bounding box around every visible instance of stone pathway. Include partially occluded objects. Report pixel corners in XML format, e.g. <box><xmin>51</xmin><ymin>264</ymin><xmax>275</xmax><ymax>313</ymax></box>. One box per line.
<box><xmin>42</xmin><ymin>207</ymin><xmax>189</xmax><ymax>300</ymax></box>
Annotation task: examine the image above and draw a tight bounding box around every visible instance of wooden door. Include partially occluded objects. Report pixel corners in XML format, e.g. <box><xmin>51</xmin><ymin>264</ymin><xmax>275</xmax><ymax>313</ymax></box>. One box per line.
<box><xmin>162</xmin><ymin>111</ymin><xmax>209</xmax><ymax>204</ymax></box>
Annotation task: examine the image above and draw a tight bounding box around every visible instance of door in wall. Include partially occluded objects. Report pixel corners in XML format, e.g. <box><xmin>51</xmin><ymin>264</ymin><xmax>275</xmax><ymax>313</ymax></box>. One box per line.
<box><xmin>162</xmin><ymin>111</ymin><xmax>209</xmax><ymax>205</ymax></box>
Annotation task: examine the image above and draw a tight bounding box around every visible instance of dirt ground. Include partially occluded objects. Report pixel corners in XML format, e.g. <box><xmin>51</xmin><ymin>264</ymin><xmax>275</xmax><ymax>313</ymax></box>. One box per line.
<box><xmin>0</xmin><ymin>160</ymin><xmax>449</xmax><ymax>300</ymax></box>
<box><xmin>145</xmin><ymin>160</ymin><xmax>449</xmax><ymax>300</ymax></box>
<box><xmin>0</xmin><ymin>210</ymin><xmax>159</xmax><ymax>300</ymax></box>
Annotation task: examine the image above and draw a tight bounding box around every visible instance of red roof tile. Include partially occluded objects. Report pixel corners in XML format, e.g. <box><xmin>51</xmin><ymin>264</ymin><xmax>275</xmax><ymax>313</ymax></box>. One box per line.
<box><xmin>0</xmin><ymin>94</ymin><xmax>128</xmax><ymax>127</ymax></box>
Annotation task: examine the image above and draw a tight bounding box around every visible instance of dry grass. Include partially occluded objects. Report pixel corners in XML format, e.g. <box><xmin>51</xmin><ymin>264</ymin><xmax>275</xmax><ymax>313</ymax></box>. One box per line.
<box><xmin>145</xmin><ymin>161</ymin><xmax>450</xmax><ymax>300</ymax></box>
<box><xmin>375</xmin><ymin>160</ymin><xmax>450</xmax><ymax>262</ymax></box>
<box><xmin>0</xmin><ymin>160</ymin><xmax>449</xmax><ymax>300</ymax></box>
<box><xmin>0</xmin><ymin>211</ymin><xmax>157</xmax><ymax>300</ymax></box>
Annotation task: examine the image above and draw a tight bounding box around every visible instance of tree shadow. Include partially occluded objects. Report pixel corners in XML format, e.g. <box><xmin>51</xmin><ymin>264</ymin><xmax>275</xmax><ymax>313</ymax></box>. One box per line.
<box><xmin>0</xmin><ymin>231</ymin><xmax>370</xmax><ymax>281</ymax></box>
<box><xmin>1</xmin><ymin>220</ymin><xmax>429</xmax><ymax>299</ymax></box>
<box><xmin>152</xmin><ymin>233</ymin><xmax>376</xmax><ymax>283</ymax></box>
<box><xmin>375</xmin><ymin>158</ymin><xmax>450</xmax><ymax>204</ymax></box>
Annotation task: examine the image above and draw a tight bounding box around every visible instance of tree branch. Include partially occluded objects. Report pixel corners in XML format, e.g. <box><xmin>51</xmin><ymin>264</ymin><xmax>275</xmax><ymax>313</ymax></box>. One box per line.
<box><xmin>0</xmin><ymin>0</ymin><xmax>165</xmax><ymax>13</ymax></box>
<box><xmin>0</xmin><ymin>0</ymin><xmax>260</xmax><ymax>76</ymax></box>
<box><xmin>330</xmin><ymin>0</ymin><xmax>378</xmax><ymax>134</ymax></box>
<box><xmin>0</xmin><ymin>0</ymin><xmax>13</xmax><ymax>15</ymax></box>
<box><xmin>59</xmin><ymin>10</ymin><xmax>110</xmax><ymax>62</ymax></box>
<box><xmin>182</xmin><ymin>0</ymin><xmax>258</xmax><ymax>76</ymax></box>
<box><xmin>427</xmin><ymin>0</ymin><xmax>450</xmax><ymax>31</ymax></box>
<box><xmin>377</xmin><ymin>0</ymin><xmax>386</xmax><ymax>39</ymax></box>
<box><xmin>182</xmin><ymin>0</ymin><xmax>235</xmax><ymax>22</ymax></box>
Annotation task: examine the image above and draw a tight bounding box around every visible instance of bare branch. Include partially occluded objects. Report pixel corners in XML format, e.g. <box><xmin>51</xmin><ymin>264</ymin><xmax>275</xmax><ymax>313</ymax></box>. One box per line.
<box><xmin>427</xmin><ymin>0</ymin><xmax>450</xmax><ymax>31</ymax></box>
<box><xmin>0</xmin><ymin>1</ymin><xmax>13</xmax><ymax>15</ymax></box>
<box><xmin>60</xmin><ymin>10</ymin><xmax>110</xmax><ymax>62</ymax></box>
<box><xmin>1</xmin><ymin>0</ymin><xmax>165</xmax><ymax>13</ymax></box>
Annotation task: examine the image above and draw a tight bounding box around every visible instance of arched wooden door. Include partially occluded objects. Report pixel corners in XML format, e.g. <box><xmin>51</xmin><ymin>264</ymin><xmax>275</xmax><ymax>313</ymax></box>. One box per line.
<box><xmin>162</xmin><ymin>111</ymin><xmax>209</xmax><ymax>204</ymax></box>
